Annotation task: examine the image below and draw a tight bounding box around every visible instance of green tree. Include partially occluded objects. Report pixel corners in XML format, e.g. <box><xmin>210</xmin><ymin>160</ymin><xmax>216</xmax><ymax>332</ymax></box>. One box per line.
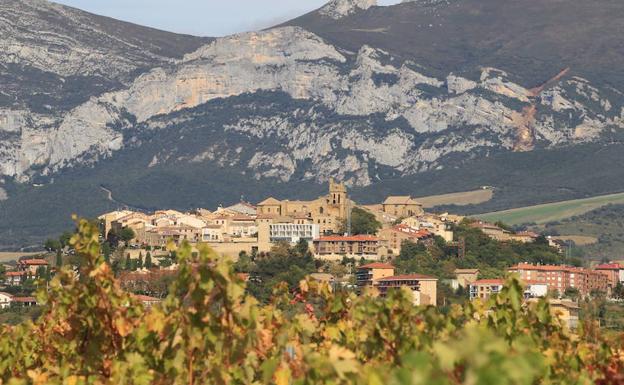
<box><xmin>59</xmin><ymin>231</ymin><xmax>73</xmax><ymax>249</ymax></box>
<box><xmin>612</xmin><ymin>282</ymin><xmax>624</xmax><ymax>300</ymax></box>
<box><xmin>339</xmin><ymin>207</ymin><xmax>382</xmax><ymax>235</ymax></box>
<box><xmin>124</xmin><ymin>254</ymin><xmax>132</xmax><ymax>271</ymax></box>
<box><xmin>55</xmin><ymin>249</ymin><xmax>63</xmax><ymax>267</ymax></box>
<box><xmin>234</xmin><ymin>251</ymin><xmax>254</xmax><ymax>273</ymax></box>
<box><xmin>137</xmin><ymin>252</ymin><xmax>143</xmax><ymax>270</ymax></box>
<box><xmin>44</xmin><ymin>238</ymin><xmax>61</xmax><ymax>252</ymax></box>
<box><xmin>119</xmin><ymin>227</ymin><xmax>135</xmax><ymax>243</ymax></box>
<box><xmin>102</xmin><ymin>241</ymin><xmax>112</xmax><ymax>264</ymax></box>
<box><xmin>144</xmin><ymin>252</ymin><xmax>152</xmax><ymax>269</ymax></box>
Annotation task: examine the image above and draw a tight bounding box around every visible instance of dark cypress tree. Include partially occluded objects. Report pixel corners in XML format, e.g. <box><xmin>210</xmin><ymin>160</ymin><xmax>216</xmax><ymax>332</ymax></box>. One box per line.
<box><xmin>125</xmin><ymin>254</ymin><xmax>132</xmax><ymax>271</ymax></box>
<box><xmin>56</xmin><ymin>249</ymin><xmax>63</xmax><ymax>267</ymax></box>
<box><xmin>145</xmin><ymin>252</ymin><xmax>152</xmax><ymax>269</ymax></box>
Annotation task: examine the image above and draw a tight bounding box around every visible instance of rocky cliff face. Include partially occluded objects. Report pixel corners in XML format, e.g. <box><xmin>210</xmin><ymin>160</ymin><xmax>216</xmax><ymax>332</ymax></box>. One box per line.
<box><xmin>319</xmin><ymin>0</ymin><xmax>377</xmax><ymax>19</ymax></box>
<box><xmin>2</xmin><ymin>22</ymin><xmax>621</xmax><ymax>186</ymax></box>
<box><xmin>2</xmin><ymin>0</ymin><xmax>624</xmax><ymax>247</ymax></box>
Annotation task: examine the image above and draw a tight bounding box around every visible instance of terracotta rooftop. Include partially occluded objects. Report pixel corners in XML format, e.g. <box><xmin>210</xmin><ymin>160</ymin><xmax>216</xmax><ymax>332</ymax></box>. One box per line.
<box><xmin>358</xmin><ymin>262</ymin><xmax>394</xmax><ymax>270</ymax></box>
<box><xmin>595</xmin><ymin>263</ymin><xmax>623</xmax><ymax>270</ymax></box>
<box><xmin>5</xmin><ymin>271</ymin><xmax>25</xmax><ymax>276</ymax></box>
<box><xmin>378</xmin><ymin>274</ymin><xmax>437</xmax><ymax>281</ymax></box>
<box><xmin>473</xmin><ymin>279</ymin><xmax>505</xmax><ymax>285</ymax></box>
<box><xmin>18</xmin><ymin>259</ymin><xmax>49</xmax><ymax>266</ymax></box>
<box><xmin>509</xmin><ymin>263</ymin><xmax>580</xmax><ymax>272</ymax></box>
<box><xmin>12</xmin><ymin>296</ymin><xmax>36</xmax><ymax>303</ymax></box>
<box><xmin>315</xmin><ymin>235</ymin><xmax>380</xmax><ymax>242</ymax></box>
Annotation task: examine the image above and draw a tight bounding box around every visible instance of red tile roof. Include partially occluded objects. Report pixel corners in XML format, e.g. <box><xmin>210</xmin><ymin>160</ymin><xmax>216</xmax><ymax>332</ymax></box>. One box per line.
<box><xmin>358</xmin><ymin>262</ymin><xmax>394</xmax><ymax>270</ymax></box>
<box><xmin>378</xmin><ymin>274</ymin><xmax>437</xmax><ymax>281</ymax></box>
<box><xmin>18</xmin><ymin>259</ymin><xmax>48</xmax><ymax>266</ymax></box>
<box><xmin>12</xmin><ymin>296</ymin><xmax>36</xmax><ymax>303</ymax></box>
<box><xmin>315</xmin><ymin>235</ymin><xmax>380</xmax><ymax>242</ymax></box>
<box><xmin>509</xmin><ymin>263</ymin><xmax>578</xmax><ymax>272</ymax></box>
<box><xmin>473</xmin><ymin>279</ymin><xmax>505</xmax><ymax>285</ymax></box>
<box><xmin>595</xmin><ymin>263</ymin><xmax>623</xmax><ymax>270</ymax></box>
<box><xmin>5</xmin><ymin>271</ymin><xmax>25</xmax><ymax>277</ymax></box>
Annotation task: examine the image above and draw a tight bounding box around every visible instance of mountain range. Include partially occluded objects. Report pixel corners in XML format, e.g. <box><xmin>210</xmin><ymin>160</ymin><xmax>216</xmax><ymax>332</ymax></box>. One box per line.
<box><xmin>1</xmin><ymin>0</ymin><xmax>623</xmax><ymax>249</ymax></box>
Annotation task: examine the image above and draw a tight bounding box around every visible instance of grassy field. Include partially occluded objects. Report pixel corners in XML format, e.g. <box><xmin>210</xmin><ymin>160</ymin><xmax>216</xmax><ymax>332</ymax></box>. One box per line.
<box><xmin>416</xmin><ymin>189</ymin><xmax>493</xmax><ymax>208</ymax></box>
<box><xmin>476</xmin><ymin>192</ymin><xmax>624</xmax><ymax>225</ymax></box>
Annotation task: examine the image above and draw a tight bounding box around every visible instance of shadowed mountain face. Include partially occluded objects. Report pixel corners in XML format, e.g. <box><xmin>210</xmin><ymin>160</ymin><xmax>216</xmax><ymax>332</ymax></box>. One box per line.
<box><xmin>0</xmin><ymin>0</ymin><xmax>623</xmax><ymax>247</ymax></box>
<box><xmin>288</xmin><ymin>0</ymin><xmax>624</xmax><ymax>89</ymax></box>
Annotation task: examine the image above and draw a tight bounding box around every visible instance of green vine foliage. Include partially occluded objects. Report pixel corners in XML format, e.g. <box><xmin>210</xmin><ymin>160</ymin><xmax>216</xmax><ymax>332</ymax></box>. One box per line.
<box><xmin>0</xmin><ymin>218</ymin><xmax>623</xmax><ymax>384</ymax></box>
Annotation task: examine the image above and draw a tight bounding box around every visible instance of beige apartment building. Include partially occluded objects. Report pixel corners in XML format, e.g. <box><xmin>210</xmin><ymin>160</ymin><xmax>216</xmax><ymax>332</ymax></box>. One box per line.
<box><xmin>355</xmin><ymin>262</ymin><xmax>395</xmax><ymax>290</ymax></box>
<box><xmin>469</xmin><ymin>279</ymin><xmax>504</xmax><ymax>301</ymax></box>
<box><xmin>313</xmin><ymin>235</ymin><xmax>382</xmax><ymax>261</ymax></box>
<box><xmin>376</xmin><ymin>274</ymin><xmax>438</xmax><ymax>306</ymax></box>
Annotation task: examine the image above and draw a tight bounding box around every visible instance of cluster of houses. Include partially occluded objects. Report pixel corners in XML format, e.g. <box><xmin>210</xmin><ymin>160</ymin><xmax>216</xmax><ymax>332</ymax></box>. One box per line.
<box><xmin>99</xmin><ymin>179</ymin><xmax>463</xmax><ymax>261</ymax></box>
<box><xmin>355</xmin><ymin>261</ymin><xmax>624</xmax><ymax>329</ymax></box>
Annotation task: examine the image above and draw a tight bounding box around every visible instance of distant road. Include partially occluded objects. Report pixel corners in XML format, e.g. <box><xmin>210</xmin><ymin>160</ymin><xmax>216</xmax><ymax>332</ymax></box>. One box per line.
<box><xmin>476</xmin><ymin>191</ymin><xmax>624</xmax><ymax>225</ymax></box>
<box><xmin>99</xmin><ymin>185</ymin><xmax>146</xmax><ymax>212</ymax></box>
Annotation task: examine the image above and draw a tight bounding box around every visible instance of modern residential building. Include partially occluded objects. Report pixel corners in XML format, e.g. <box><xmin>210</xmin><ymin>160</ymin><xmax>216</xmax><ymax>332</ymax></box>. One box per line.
<box><xmin>376</xmin><ymin>274</ymin><xmax>438</xmax><ymax>306</ymax></box>
<box><xmin>508</xmin><ymin>263</ymin><xmax>609</xmax><ymax>297</ymax></box>
<box><xmin>257</xmin><ymin>222</ymin><xmax>320</xmax><ymax>252</ymax></box>
<box><xmin>378</xmin><ymin>225</ymin><xmax>433</xmax><ymax>255</ymax></box>
<box><xmin>594</xmin><ymin>263</ymin><xmax>624</xmax><ymax>291</ymax></box>
<box><xmin>470</xmin><ymin>279</ymin><xmax>505</xmax><ymax>301</ymax></box>
<box><xmin>355</xmin><ymin>262</ymin><xmax>395</xmax><ymax>290</ymax></box>
<box><xmin>523</xmin><ymin>281</ymin><xmax>549</xmax><ymax>298</ymax></box>
<box><xmin>313</xmin><ymin>235</ymin><xmax>382</xmax><ymax>261</ymax></box>
<box><xmin>381</xmin><ymin>196</ymin><xmax>424</xmax><ymax>218</ymax></box>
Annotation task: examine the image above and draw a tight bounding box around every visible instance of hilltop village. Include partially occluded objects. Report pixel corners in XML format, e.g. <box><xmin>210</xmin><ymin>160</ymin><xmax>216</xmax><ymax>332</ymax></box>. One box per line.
<box><xmin>2</xmin><ymin>180</ymin><xmax>624</xmax><ymax>329</ymax></box>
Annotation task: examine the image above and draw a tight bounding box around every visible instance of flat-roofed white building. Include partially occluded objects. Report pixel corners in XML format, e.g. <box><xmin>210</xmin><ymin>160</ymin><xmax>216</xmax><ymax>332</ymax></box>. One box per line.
<box><xmin>269</xmin><ymin>223</ymin><xmax>320</xmax><ymax>243</ymax></box>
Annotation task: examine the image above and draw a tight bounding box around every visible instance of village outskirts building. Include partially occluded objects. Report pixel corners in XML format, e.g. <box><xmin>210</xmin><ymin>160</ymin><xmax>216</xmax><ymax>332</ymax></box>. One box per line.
<box><xmin>594</xmin><ymin>263</ymin><xmax>624</xmax><ymax>292</ymax></box>
<box><xmin>0</xmin><ymin>292</ymin><xmax>12</xmax><ymax>309</ymax></box>
<box><xmin>469</xmin><ymin>279</ymin><xmax>505</xmax><ymax>301</ymax></box>
<box><xmin>312</xmin><ymin>235</ymin><xmax>384</xmax><ymax>261</ymax></box>
<box><xmin>257</xmin><ymin>222</ymin><xmax>320</xmax><ymax>253</ymax></box>
<box><xmin>355</xmin><ymin>262</ymin><xmax>396</xmax><ymax>290</ymax></box>
<box><xmin>376</xmin><ymin>274</ymin><xmax>438</xmax><ymax>306</ymax></box>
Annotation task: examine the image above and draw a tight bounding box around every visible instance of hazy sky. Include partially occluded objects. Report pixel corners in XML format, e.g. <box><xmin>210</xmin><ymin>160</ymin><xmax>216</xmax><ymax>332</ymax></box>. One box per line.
<box><xmin>53</xmin><ymin>0</ymin><xmax>401</xmax><ymax>37</ymax></box>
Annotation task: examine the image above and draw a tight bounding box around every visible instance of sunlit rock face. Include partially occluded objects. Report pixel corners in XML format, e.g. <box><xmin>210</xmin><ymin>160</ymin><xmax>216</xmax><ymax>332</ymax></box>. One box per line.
<box><xmin>1</xmin><ymin>1</ymin><xmax>623</xmax><ymax>188</ymax></box>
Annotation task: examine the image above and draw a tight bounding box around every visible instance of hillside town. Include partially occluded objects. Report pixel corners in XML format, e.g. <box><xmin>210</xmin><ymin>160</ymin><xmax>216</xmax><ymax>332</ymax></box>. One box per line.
<box><xmin>2</xmin><ymin>179</ymin><xmax>623</xmax><ymax>330</ymax></box>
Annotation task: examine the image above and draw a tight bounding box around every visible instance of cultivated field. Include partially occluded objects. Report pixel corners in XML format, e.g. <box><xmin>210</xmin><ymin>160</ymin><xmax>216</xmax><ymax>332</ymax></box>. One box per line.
<box><xmin>476</xmin><ymin>192</ymin><xmax>624</xmax><ymax>225</ymax></box>
<box><xmin>416</xmin><ymin>188</ymin><xmax>493</xmax><ymax>208</ymax></box>
<box><xmin>551</xmin><ymin>235</ymin><xmax>598</xmax><ymax>246</ymax></box>
<box><xmin>0</xmin><ymin>252</ymin><xmax>42</xmax><ymax>263</ymax></box>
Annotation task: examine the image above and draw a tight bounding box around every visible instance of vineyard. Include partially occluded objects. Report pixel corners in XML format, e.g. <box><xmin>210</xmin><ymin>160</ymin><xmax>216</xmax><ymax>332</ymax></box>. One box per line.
<box><xmin>1</xmin><ymin>218</ymin><xmax>623</xmax><ymax>384</ymax></box>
